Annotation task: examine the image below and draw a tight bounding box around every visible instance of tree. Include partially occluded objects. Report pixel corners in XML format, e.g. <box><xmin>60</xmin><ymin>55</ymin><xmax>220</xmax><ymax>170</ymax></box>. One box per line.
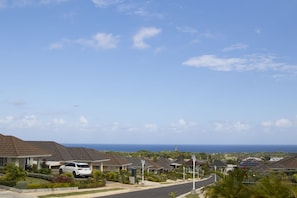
<box><xmin>205</xmin><ymin>168</ymin><xmax>251</xmax><ymax>198</ymax></box>
<box><xmin>251</xmin><ymin>173</ymin><xmax>296</xmax><ymax>198</ymax></box>
<box><xmin>2</xmin><ymin>163</ymin><xmax>27</xmax><ymax>182</ymax></box>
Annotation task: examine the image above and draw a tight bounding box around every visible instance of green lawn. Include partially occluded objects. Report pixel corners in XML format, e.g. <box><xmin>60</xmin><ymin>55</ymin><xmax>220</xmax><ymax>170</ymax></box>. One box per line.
<box><xmin>25</xmin><ymin>177</ymin><xmax>50</xmax><ymax>184</ymax></box>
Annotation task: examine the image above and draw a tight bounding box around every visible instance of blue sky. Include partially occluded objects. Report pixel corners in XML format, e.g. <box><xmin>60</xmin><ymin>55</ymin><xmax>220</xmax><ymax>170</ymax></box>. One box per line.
<box><xmin>1</xmin><ymin>0</ymin><xmax>297</xmax><ymax>144</ymax></box>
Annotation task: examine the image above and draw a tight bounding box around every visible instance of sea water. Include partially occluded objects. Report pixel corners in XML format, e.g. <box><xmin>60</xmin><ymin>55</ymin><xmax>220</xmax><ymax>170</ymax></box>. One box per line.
<box><xmin>63</xmin><ymin>144</ymin><xmax>297</xmax><ymax>153</ymax></box>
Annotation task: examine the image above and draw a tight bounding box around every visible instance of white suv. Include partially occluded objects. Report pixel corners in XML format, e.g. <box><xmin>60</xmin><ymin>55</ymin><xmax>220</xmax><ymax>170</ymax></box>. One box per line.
<box><xmin>59</xmin><ymin>162</ymin><xmax>92</xmax><ymax>178</ymax></box>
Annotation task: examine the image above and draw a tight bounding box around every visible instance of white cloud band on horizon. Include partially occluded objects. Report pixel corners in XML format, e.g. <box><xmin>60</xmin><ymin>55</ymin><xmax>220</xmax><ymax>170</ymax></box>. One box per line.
<box><xmin>262</xmin><ymin>118</ymin><xmax>294</xmax><ymax>128</ymax></box>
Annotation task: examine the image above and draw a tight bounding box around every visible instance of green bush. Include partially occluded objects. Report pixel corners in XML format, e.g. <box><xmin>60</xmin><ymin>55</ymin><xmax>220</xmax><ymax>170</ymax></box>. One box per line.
<box><xmin>16</xmin><ymin>181</ymin><xmax>29</xmax><ymax>189</ymax></box>
<box><xmin>78</xmin><ymin>179</ymin><xmax>105</xmax><ymax>189</ymax></box>
<box><xmin>147</xmin><ymin>173</ymin><xmax>167</xmax><ymax>182</ymax></box>
<box><xmin>106</xmin><ymin>171</ymin><xmax>118</xmax><ymax>182</ymax></box>
<box><xmin>27</xmin><ymin>182</ymin><xmax>74</xmax><ymax>189</ymax></box>
<box><xmin>2</xmin><ymin>163</ymin><xmax>27</xmax><ymax>182</ymax></box>
<box><xmin>119</xmin><ymin>170</ymin><xmax>130</xmax><ymax>184</ymax></box>
<box><xmin>93</xmin><ymin>170</ymin><xmax>105</xmax><ymax>182</ymax></box>
<box><xmin>38</xmin><ymin>168</ymin><xmax>51</xmax><ymax>175</ymax></box>
<box><xmin>28</xmin><ymin>173</ymin><xmax>54</xmax><ymax>181</ymax></box>
<box><xmin>0</xmin><ymin>179</ymin><xmax>16</xmax><ymax>187</ymax></box>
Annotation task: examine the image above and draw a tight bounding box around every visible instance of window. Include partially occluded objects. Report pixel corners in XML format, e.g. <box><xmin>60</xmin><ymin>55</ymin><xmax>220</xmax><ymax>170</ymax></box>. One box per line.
<box><xmin>0</xmin><ymin>158</ymin><xmax>7</xmax><ymax>166</ymax></box>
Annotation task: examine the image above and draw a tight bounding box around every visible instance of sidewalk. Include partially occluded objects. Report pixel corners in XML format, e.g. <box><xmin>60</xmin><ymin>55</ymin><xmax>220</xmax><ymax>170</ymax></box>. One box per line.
<box><xmin>2</xmin><ymin>179</ymin><xmax>193</xmax><ymax>198</ymax></box>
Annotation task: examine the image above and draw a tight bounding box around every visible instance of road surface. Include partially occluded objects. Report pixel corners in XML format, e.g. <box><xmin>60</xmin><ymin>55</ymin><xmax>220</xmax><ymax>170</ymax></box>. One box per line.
<box><xmin>98</xmin><ymin>175</ymin><xmax>215</xmax><ymax>198</ymax></box>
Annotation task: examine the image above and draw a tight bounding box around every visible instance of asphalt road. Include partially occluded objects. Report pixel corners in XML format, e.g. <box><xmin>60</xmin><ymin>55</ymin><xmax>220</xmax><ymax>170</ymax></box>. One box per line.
<box><xmin>98</xmin><ymin>175</ymin><xmax>215</xmax><ymax>198</ymax></box>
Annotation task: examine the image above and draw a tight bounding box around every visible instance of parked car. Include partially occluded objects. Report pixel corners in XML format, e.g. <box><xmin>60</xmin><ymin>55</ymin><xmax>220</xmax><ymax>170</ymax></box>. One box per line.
<box><xmin>59</xmin><ymin>162</ymin><xmax>92</xmax><ymax>178</ymax></box>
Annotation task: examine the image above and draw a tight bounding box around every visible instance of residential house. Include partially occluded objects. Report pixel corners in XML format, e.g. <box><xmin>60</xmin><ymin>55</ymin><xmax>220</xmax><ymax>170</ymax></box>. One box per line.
<box><xmin>0</xmin><ymin>134</ymin><xmax>51</xmax><ymax>169</ymax></box>
<box><xmin>28</xmin><ymin>142</ymin><xmax>110</xmax><ymax>172</ymax></box>
<box><xmin>210</xmin><ymin>159</ymin><xmax>227</xmax><ymax>174</ymax></box>
<box><xmin>67</xmin><ymin>147</ymin><xmax>110</xmax><ymax>171</ymax></box>
<box><xmin>267</xmin><ymin>155</ymin><xmax>297</xmax><ymax>173</ymax></box>
<box><xmin>27</xmin><ymin>141</ymin><xmax>73</xmax><ymax>169</ymax></box>
<box><xmin>101</xmin><ymin>153</ymin><xmax>132</xmax><ymax>172</ymax></box>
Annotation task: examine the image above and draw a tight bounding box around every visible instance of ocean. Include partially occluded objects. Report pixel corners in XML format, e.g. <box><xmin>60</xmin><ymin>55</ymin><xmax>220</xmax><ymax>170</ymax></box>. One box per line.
<box><xmin>63</xmin><ymin>144</ymin><xmax>297</xmax><ymax>153</ymax></box>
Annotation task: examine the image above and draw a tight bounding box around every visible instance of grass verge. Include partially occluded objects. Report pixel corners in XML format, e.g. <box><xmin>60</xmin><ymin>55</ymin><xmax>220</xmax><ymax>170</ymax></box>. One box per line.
<box><xmin>38</xmin><ymin>188</ymin><xmax>123</xmax><ymax>198</ymax></box>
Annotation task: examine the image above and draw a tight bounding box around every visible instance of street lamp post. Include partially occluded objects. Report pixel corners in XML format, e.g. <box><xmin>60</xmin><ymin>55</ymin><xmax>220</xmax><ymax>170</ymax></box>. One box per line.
<box><xmin>191</xmin><ymin>155</ymin><xmax>196</xmax><ymax>194</ymax></box>
<box><xmin>141</xmin><ymin>160</ymin><xmax>145</xmax><ymax>186</ymax></box>
<box><xmin>214</xmin><ymin>165</ymin><xmax>217</xmax><ymax>182</ymax></box>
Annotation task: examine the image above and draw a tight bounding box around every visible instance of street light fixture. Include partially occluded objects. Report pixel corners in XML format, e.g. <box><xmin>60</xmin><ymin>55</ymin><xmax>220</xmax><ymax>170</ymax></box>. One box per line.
<box><xmin>191</xmin><ymin>154</ymin><xmax>196</xmax><ymax>194</ymax></box>
<box><xmin>214</xmin><ymin>165</ymin><xmax>217</xmax><ymax>182</ymax></box>
<box><xmin>141</xmin><ymin>160</ymin><xmax>145</xmax><ymax>186</ymax></box>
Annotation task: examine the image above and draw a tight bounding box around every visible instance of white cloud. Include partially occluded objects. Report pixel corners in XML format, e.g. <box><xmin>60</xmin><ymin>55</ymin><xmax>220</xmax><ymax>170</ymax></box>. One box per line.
<box><xmin>171</xmin><ymin>119</ymin><xmax>196</xmax><ymax>130</ymax></box>
<box><xmin>92</xmin><ymin>0</ymin><xmax>121</xmax><ymax>8</ymax></box>
<box><xmin>0</xmin><ymin>0</ymin><xmax>68</xmax><ymax>8</ymax></box>
<box><xmin>262</xmin><ymin>118</ymin><xmax>294</xmax><ymax>128</ymax></box>
<box><xmin>76</xmin><ymin>33</ymin><xmax>119</xmax><ymax>49</ymax></box>
<box><xmin>52</xmin><ymin>118</ymin><xmax>65</xmax><ymax>126</ymax></box>
<box><xmin>183</xmin><ymin>54</ymin><xmax>297</xmax><ymax>73</ymax></box>
<box><xmin>0</xmin><ymin>116</ymin><xmax>14</xmax><ymax>124</ymax></box>
<box><xmin>222</xmin><ymin>43</ymin><xmax>248</xmax><ymax>52</ymax></box>
<box><xmin>49</xmin><ymin>42</ymin><xmax>64</xmax><ymax>50</ymax></box>
<box><xmin>178</xmin><ymin>119</ymin><xmax>187</xmax><ymax>126</ymax></box>
<box><xmin>133</xmin><ymin>27</ymin><xmax>161</xmax><ymax>49</ymax></box>
<box><xmin>79</xmin><ymin>116</ymin><xmax>88</xmax><ymax>125</ymax></box>
<box><xmin>20</xmin><ymin>115</ymin><xmax>40</xmax><ymax>128</ymax></box>
<box><xmin>144</xmin><ymin>123</ymin><xmax>158</xmax><ymax>131</ymax></box>
<box><xmin>176</xmin><ymin>26</ymin><xmax>198</xmax><ymax>34</ymax></box>
<box><xmin>214</xmin><ymin>121</ymin><xmax>250</xmax><ymax>132</ymax></box>
<box><xmin>50</xmin><ymin>32</ymin><xmax>119</xmax><ymax>50</ymax></box>
<box><xmin>0</xmin><ymin>115</ymin><xmax>42</xmax><ymax>128</ymax></box>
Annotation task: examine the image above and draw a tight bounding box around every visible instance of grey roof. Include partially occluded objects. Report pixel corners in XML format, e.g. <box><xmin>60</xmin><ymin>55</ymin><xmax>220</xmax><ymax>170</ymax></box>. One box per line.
<box><xmin>211</xmin><ymin>160</ymin><xmax>227</xmax><ymax>168</ymax></box>
<box><xmin>67</xmin><ymin>147</ymin><xmax>110</xmax><ymax>162</ymax></box>
<box><xmin>268</xmin><ymin>155</ymin><xmax>297</xmax><ymax>170</ymax></box>
<box><xmin>28</xmin><ymin>141</ymin><xmax>73</xmax><ymax>161</ymax></box>
<box><xmin>103</xmin><ymin>153</ymin><xmax>132</xmax><ymax>166</ymax></box>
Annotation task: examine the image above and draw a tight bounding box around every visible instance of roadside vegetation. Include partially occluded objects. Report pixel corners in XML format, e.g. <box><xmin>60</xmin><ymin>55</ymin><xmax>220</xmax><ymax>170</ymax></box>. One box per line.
<box><xmin>0</xmin><ymin>150</ymin><xmax>296</xmax><ymax>197</ymax></box>
<box><xmin>204</xmin><ymin>168</ymin><xmax>297</xmax><ymax>198</ymax></box>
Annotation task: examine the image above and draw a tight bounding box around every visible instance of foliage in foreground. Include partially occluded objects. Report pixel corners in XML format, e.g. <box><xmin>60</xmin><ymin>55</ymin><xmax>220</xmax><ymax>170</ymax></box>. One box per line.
<box><xmin>204</xmin><ymin>168</ymin><xmax>297</xmax><ymax>198</ymax></box>
<box><xmin>0</xmin><ymin>163</ymin><xmax>27</xmax><ymax>186</ymax></box>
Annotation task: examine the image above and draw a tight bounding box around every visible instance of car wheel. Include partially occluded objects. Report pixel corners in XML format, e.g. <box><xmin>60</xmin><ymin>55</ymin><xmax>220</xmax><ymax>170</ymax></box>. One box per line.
<box><xmin>59</xmin><ymin>169</ymin><xmax>63</xmax><ymax>174</ymax></box>
<box><xmin>73</xmin><ymin>171</ymin><xmax>77</xmax><ymax>178</ymax></box>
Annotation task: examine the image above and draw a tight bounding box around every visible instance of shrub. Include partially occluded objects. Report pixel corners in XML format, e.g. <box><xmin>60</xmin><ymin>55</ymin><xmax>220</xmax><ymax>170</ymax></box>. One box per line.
<box><xmin>15</xmin><ymin>181</ymin><xmax>29</xmax><ymax>189</ymax></box>
<box><xmin>2</xmin><ymin>163</ymin><xmax>27</xmax><ymax>182</ymax></box>
<box><xmin>93</xmin><ymin>170</ymin><xmax>105</xmax><ymax>182</ymax></box>
<box><xmin>147</xmin><ymin>173</ymin><xmax>167</xmax><ymax>182</ymax></box>
<box><xmin>77</xmin><ymin>179</ymin><xmax>105</xmax><ymax>189</ymax></box>
<box><xmin>119</xmin><ymin>170</ymin><xmax>130</xmax><ymax>184</ymax></box>
<box><xmin>28</xmin><ymin>172</ymin><xmax>54</xmax><ymax>181</ymax></box>
<box><xmin>0</xmin><ymin>179</ymin><xmax>16</xmax><ymax>187</ymax></box>
<box><xmin>52</xmin><ymin>174</ymin><xmax>74</xmax><ymax>183</ymax></box>
<box><xmin>106</xmin><ymin>171</ymin><xmax>118</xmax><ymax>182</ymax></box>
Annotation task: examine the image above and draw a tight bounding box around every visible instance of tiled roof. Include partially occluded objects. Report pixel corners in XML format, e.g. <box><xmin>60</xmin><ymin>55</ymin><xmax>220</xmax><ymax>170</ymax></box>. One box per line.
<box><xmin>28</xmin><ymin>141</ymin><xmax>73</xmax><ymax>162</ymax></box>
<box><xmin>67</xmin><ymin>147</ymin><xmax>109</xmax><ymax>162</ymax></box>
<box><xmin>155</xmin><ymin>157</ymin><xmax>173</xmax><ymax>171</ymax></box>
<box><xmin>103</xmin><ymin>153</ymin><xmax>132</xmax><ymax>166</ymax></box>
<box><xmin>268</xmin><ymin>155</ymin><xmax>297</xmax><ymax>170</ymax></box>
<box><xmin>125</xmin><ymin>157</ymin><xmax>143</xmax><ymax>168</ymax></box>
<box><xmin>0</xmin><ymin>134</ymin><xmax>51</xmax><ymax>158</ymax></box>
<box><xmin>211</xmin><ymin>160</ymin><xmax>227</xmax><ymax>167</ymax></box>
<box><xmin>185</xmin><ymin>159</ymin><xmax>204</xmax><ymax>167</ymax></box>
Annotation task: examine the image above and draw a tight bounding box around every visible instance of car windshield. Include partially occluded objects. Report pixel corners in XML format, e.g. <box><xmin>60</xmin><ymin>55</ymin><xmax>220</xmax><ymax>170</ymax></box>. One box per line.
<box><xmin>77</xmin><ymin>164</ymin><xmax>89</xmax><ymax>168</ymax></box>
